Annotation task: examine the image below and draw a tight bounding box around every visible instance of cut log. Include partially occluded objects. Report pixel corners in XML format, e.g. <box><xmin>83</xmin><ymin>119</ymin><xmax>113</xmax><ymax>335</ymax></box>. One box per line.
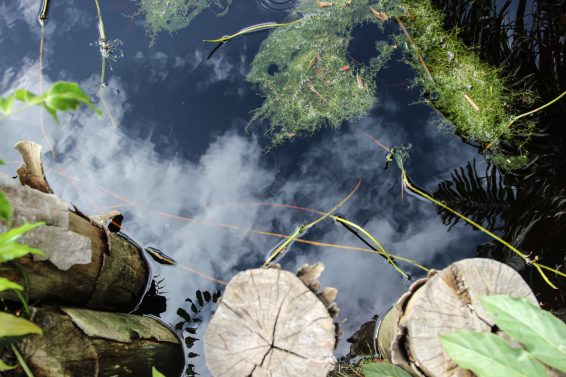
<box><xmin>6</xmin><ymin>307</ymin><xmax>184</xmax><ymax>377</ymax></box>
<box><xmin>204</xmin><ymin>268</ymin><xmax>336</xmax><ymax>377</ymax></box>
<box><xmin>377</xmin><ymin>258</ymin><xmax>537</xmax><ymax>377</ymax></box>
<box><xmin>0</xmin><ymin>174</ymin><xmax>150</xmax><ymax>312</ymax></box>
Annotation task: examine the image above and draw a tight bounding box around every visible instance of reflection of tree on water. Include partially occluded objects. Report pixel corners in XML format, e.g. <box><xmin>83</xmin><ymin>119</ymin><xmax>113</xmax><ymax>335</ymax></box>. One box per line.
<box><xmin>429</xmin><ymin>0</ymin><xmax>566</xmax><ymax>310</ymax></box>
<box><xmin>138</xmin><ymin>0</ymin><xmax>233</xmax><ymax>46</ymax></box>
<box><xmin>433</xmin><ymin>161</ymin><xmax>566</xmax><ymax>309</ymax></box>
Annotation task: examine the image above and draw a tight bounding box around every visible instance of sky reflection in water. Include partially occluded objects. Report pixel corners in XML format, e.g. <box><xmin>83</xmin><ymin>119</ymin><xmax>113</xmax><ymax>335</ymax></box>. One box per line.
<box><xmin>0</xmin><ymin>0</ymin><xmax>490</xmax><ymax>371</ymax></box>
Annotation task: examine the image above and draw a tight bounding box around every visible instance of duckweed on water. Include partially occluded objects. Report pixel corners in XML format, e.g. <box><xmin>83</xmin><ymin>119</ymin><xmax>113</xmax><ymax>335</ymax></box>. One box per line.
<box><xmin>139</xmin><ymin>0</ymin><xmax>232</xmax><ymax>46</ymax></box>
<box><xmin>247</xmin><ymin>0</ymin><xmax>388</xmax><ymax>147</ymax></box>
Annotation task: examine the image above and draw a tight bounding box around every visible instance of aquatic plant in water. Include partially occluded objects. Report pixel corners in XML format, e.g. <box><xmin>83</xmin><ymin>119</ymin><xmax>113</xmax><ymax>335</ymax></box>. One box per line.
<box><xmin>248</xmin><ymin>0</ymin><xmax>388</xmax><ymax>146</ymax></box>
<box><xmin>139</xmin><ymin>0</ymin><xmax>232</xmax><ymax>46</ymax></box>
<box><xmin>383</xmin><ymin>0</ymin><xmax>533</xmax><ymax>149</ymax></box>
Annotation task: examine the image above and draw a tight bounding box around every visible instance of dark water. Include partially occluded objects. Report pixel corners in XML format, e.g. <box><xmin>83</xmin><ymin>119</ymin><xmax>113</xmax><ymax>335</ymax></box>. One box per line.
<box><xmin>0</xmin><ymin>0</ymin><xmax>498</xmax><ymax>374</ymax></box>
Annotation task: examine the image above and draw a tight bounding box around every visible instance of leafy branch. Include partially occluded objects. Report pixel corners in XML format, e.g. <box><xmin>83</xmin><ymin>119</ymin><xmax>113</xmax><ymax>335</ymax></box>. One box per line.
<box><xmin>441</xmin><ymin>295</ymin><xmax>566</xmax><ymax>376</ymax></box>
<box><xmin>0</xmin><ymin>81</ymin><xmax>101</xmax><ymax>125</ymax></box>
<box><xmin>175</xmin><ymin>289</ymin><xmax>221</xmax><ymax>376</ymax></box>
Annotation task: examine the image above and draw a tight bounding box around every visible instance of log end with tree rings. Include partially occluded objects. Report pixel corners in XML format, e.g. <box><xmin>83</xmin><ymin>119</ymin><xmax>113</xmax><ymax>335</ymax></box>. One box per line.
<box><xmin>377</xmin><ymin>258</ymin><xmax>537</xmax><ymax>377</ymax></box>
<box><xmin>204</xmin><ymin>268</ymin><xmax>336</xmax><ymax>377</ymax></box>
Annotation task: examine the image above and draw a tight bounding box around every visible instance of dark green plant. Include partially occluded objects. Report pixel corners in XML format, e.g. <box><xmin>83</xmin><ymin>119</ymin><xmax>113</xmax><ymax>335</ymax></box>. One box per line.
<box><xmin>175</xmin><ymin>289</ymin><xmax>221</xmax><ymax>376</ymax></box>
<box><xmin>433</xmin><ymin>160</ymin><xmax>514</xmax><ymax>230</ymax></box>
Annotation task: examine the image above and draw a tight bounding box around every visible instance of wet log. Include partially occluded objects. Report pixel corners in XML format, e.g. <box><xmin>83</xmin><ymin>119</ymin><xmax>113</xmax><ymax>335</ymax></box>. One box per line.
<box><xmin>204</xmin><ymin>267</ymin><xmax>337</xmax><ymax>377</ymax></box>
<box><xmin>376</xmin><ymin>258</ymin><xmax>537</xmax><ymax>377</ymax></box>
<box><xmin>0</xmin><ymin>143</ymin><xmax>150</xmax><ymax>312</ymax></box>
<box><xmin>7</xmin><ymin>307</ymin><xmax>184</xmax><ymax>377</ymax></box>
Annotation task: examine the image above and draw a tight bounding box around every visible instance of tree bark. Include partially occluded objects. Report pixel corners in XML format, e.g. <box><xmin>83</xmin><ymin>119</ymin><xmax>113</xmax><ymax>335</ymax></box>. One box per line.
<box><xmin>0</xmin><ymin>173</ymin><xmax>150</xmax><ymax>312</ymax></box>
<box><xmin>6</xmin><ymin>307</ymin><xmax>184</xmax><ymax>377</ymax></box>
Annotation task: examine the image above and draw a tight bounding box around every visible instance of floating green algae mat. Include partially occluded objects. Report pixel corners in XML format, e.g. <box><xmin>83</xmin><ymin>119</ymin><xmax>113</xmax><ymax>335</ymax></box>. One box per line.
<box><xmin>139</xmin><ymin>0</ymin><xmax>232</xmax><ymax>46</ymax></box>
<box><xmin>247</xmin><ymin>0</ymin><xmax>386</xmax><ymax>147</ymax></box>
<box><xmin>247</xmin><ymin>0</ymin><xmax>532</xmax><ymax>153</ymax></box>
<box><xmin>391</xmin><ymin>0</ymin><xmax>533</xmax><ymax>149</ymax></box>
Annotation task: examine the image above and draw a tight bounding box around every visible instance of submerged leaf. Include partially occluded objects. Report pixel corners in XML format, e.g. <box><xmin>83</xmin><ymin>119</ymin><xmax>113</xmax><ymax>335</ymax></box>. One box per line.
<box><xmin>440</xmin><ymin>331</ymin><xmax>546</xmax><ymax>377</ymax></box>
<box><xmin>482</xmin><ymin>295</ymin><xmax>566</xmax><ymax>372</ymax></box>
<box><xmin>152</xmin><ymin>366</ymin><xmax>166</xmax><ymax>377</ymax></box>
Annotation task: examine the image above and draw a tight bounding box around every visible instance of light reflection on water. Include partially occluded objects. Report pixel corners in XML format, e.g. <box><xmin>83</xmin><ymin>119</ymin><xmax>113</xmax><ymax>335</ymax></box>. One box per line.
<box><xmin>0</xmin><ymin>0</ymin><xmax>489</xmax><ymax>373</ymax></box>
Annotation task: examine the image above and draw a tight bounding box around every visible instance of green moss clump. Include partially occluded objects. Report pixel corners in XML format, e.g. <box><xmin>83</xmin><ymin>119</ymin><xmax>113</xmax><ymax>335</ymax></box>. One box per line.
<box><xmin>139</xmin><ymin>0</ymin><xmax>232</xmax><ymax>46</ymax></box>
<box><xmin>247</xmin><ymin>0</ymin><xmax>386</xmax><ymax>147</ymax></box>
<box><xmin>387</xmin><ymin>0</ymin><xmax>532</xmax><ymax>148</ymax></box>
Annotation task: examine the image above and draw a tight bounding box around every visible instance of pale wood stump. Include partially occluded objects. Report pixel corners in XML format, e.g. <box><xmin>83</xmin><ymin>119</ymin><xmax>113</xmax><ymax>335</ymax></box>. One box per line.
<box><xmin>377</xmin><ymin>258</ymin><xmax>537</xmax><ymax>377</ymax></box>
<box><xmin>204</xmin><ymin>268</ymin><xmax>336</xmax><ymax>377</ymax></box>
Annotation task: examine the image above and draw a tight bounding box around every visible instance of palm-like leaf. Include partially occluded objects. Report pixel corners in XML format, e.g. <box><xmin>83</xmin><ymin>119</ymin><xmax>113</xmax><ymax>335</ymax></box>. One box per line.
<box><xmin>433</xmin><ymin>160</ymin><xmax>514</xmax><ymax>230</ymax></box>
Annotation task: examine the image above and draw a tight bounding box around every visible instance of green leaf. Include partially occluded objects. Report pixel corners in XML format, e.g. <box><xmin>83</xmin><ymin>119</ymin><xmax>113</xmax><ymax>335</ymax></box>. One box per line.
<box><xmin>42</xmin><ymin>82</ymin><xmax>101</xmax><ymax>125</ymax></box>
<box><xmin>0</xmin><ymin>241</ymin><xmax>44</xmax><ymax>263</ymax></box>
<box><xmin>0</xmin><ymin>191</ymin><xmax>11</xmax><ymax>222</ymax></box>
<box><xmin>0</xmin><ymin>222</ymin><xmax>43</xmax><ymax>244</ymax></box>
<box><xmin>361</xmin><ymin>362</ymin><xmax>412</xmax><ymax>377</ymax></box>
<box><xmin>0</xmin><ymin>222</ymin><xmax>45</xmax><ymax>262</ymax></box>
<box><xmin>152</xmin><ymin>366</ymin><xmax>166</xmax><ymax>377</ymax></box>
<box><xmin>14</xmin><ymin>89</ymin><xmax>38</xmax><ymax>103</ymax></box>
<box><xmin>0</xmin><ymin>277</ymin><xmax>23</xmax><ymax>292</ymax></box>
<box><xmin>0</xmin><ymin>94</ymin><xmax>16</xmax><ymax>114</ymax></box>
<box><xmin>482</xmin><ymin>295</ymin><xmax>566</xmax><ymax>372</ymax></box>
<box><xmin>0</xmin><ymin>359</ymin><xmax>17</xmax><ymax>371</ymax></box>
<box><xmin>440</xmin><ymin>331</ymin><xmax>547</xmax><ymax>377</ymax></box>
<box><xmin>0</xmin><ymin>312</ymin><xmax>42</xmax><ymax>337</ymax></box>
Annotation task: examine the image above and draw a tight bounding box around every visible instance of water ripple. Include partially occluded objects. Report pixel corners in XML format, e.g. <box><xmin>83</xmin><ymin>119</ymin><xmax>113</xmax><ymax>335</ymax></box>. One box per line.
<box><xmin>256</xmin><ymin>0</ymin><xmax>296</xmax><ymax>15</ymax></box>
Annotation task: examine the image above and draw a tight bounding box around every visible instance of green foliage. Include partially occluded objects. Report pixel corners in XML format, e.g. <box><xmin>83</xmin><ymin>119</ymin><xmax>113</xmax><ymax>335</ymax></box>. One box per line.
<box><xmin>0</xmin><ymin>191</ymin><xmax>11</xmax><ymax>223</ymax></box>
<box><xmin>0</xmin><ymin>81</ymin><xmax>101</xmax><ymax>125</ymax></box>
<box><xmin>481</xmin><ymin>295</ymin><xmax>566</xmax><ymax>373</ymax></box>
<box><xmin>440</xmin><ymin>331</ymin><xmax>546</xmax><ymax>377</ymax></box>
<box><xmin>0</xmin><ymin>277</ymin><xmax>23</xmax><ymax>293</ymax></box>
<box><xmin>152</xmin><ymin>366</ymin><xmax>166</xmax><ymax>377</ymax></box>
<box><xmin>0</xmin><ymin>223</ymin><xmax>45</xmax><ymax>263</ymax></box>
<box><xmin>0</xmin><ymin>359</ymin><xmax>17</xmax><ymax>371</ymax></box>
<box><xmin>441</xmin><ymin>295</ymin><xmax>566</xmax><ymax>376</ymax></box>
<box><xmin>139</xmin><ymin>0</ymin><xmax>232</xmax><ymax>46</ymax></box>
<box><xmin>0</xmin><ymin>312</ymin><xmax>42</xmax><ymax>338</ymax></box>
<box><xmin>387</xmin><ymin>0</ymin><xmax>532</xmax><ymax>148</ymax></box>
<box><xmin>360</xmin><ymin>362</ymin><xmax>412</xmax><ymax>377</ymax></box>
<box><xmin>247</xmin><ymin>0</ymin><xmax>384</xmax><ymax>147</ymax></box>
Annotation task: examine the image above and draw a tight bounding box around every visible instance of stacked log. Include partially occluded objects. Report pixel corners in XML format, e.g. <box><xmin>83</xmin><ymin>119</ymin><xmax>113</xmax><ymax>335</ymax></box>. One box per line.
<box><xmin>0</xmin><ymin>141</ymin><xmax>183</xmax><ymax>377</ymax></box>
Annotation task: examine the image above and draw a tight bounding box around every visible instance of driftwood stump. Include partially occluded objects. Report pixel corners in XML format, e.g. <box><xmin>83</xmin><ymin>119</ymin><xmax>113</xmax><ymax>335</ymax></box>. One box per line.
<box><xmin>204</xmin><ymin>268</ymin><xmax>336</xmax><ymax>377</ymax></box>
<box><xmin>0</xmin><ymin>141</ymin><xmax>150</xmax><ymax>312</ymax></box>
<box><xmin>7</xmin><ymin>307</ymin><xmax>184</xmax><ymax>377</ymax></box>
<box><xmin>377</xmin><ymin>258</ymin><xmax>537</xmax><ymax>377</ymax></box>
